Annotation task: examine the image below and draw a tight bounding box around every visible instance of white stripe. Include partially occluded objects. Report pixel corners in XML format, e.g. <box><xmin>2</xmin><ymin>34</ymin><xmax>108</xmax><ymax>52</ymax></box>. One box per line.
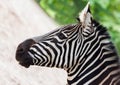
<box><xmin>74</xmin><ymin>58</ymin><xmax>117</xmax><ymax>85</ymax></box>
<box><xmin>110</xmin><ymin>75</ymin><xmax>120</xmax><ymax>85</ymax></box>
<box><xmin>86</xmin><ymin>66</ymin><xmax>119</xmax><ymax>85</ymax></box>
<box><xmin>114</xmin><ymin>78</ymin><xmax>120</xmax><ymax>85</ymax></box>
<box><xmin>28</xmin><ymin>51</ymin><xmax>37</xmax><ymax>65</ymax></box>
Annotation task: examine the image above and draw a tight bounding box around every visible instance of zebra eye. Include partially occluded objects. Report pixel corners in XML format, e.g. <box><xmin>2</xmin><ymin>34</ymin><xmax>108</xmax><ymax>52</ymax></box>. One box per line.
<box><xmin>57</xmin><ymin>32</ymin><xmax>67</xmax><ymax>39</ymax></box>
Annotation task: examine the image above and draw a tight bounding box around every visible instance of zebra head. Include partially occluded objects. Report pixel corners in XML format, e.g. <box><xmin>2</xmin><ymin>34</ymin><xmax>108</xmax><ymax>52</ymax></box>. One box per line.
<box><xmin>16</xmin><ymin>2</ymin><xmax>120</xmax><ymax>85</ymax></box>
<box><xmin>16</xmin><ymin>3</ymin><xmax>93</xmax><ymax>68</ymax></box>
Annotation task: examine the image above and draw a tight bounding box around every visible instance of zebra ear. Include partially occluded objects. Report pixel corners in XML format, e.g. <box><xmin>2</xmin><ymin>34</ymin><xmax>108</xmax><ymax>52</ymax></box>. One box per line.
<box><xmin>78</xmin><ymin>2</ymin><xmax>94</xmax><ymax>37</ymax></box>
<box><xmin>78</xmin><ymin>2</ymin><xmax>92</xmax><ymax>28</ymax></box>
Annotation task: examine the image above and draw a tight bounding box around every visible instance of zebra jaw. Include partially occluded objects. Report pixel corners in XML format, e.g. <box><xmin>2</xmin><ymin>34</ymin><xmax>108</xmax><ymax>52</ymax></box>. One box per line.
<box><xmin>78</xmin><ymin>2</ymin><xmax>92</xmax><ymax>28</ymax></box>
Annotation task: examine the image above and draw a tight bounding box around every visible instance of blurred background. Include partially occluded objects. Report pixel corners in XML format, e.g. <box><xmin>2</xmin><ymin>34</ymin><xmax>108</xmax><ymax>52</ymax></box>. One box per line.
<box><xmin>0</xmin><ymin>0</ymin><xmax>119</xmax><ymax>85</ymax></box>
<box><xmin>36</xmin><ymin>0</ymin><xmax>120</xmax><ymax>55</ymax></box>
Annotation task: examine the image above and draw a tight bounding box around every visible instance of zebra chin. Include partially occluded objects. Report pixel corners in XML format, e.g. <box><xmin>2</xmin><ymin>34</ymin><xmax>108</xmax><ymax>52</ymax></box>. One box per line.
<box><xmin>15</xmin><ymin>39</ymin><xmax>36</xmax><ymax>68</ymax></box>
<box><xmin>16</xmin><ymin>52</ymin><xmax>34</xmax><ymax>68</ymax></box>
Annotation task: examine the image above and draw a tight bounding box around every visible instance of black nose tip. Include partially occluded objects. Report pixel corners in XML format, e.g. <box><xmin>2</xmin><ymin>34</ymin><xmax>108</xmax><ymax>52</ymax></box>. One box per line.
<box><xmin>16</xmin><ymin>43</ymin><xmax>25</xmax><ymax>61</ymax></box>
<box><xmin>16</xmin><ymin>39</ymin><xmax>36</xmax><ymax>61</ymax></box>
<box><xmin>17</xmin><ymin>44</ymin><xmax>25</xmax><ymax>54</ymax></box>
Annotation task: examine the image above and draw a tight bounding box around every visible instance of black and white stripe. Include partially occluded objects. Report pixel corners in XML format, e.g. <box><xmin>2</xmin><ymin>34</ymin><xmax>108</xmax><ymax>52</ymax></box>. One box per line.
<box><xmin>27</xmin><ymin>18</ymin><xmax>120</xmax><ymax>84</ymax></box>
<box><xmin>17</xmin><ymin>2</ymin><xmax>120</xmax><ymax>85</ymax></box>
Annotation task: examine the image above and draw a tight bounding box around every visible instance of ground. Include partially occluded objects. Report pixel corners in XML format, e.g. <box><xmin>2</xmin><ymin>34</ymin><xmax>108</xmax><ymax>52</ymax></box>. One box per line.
<box><xmin>0</xmin><ymin>0</ymin><xmax>67</xmax><ymax>85</ymax></box>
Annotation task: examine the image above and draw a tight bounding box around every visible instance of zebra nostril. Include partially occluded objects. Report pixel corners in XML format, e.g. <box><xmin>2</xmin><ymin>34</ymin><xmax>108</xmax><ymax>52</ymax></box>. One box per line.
<box><xmin>16</xmin><ymin>39</ymin><xmax>36</xmax><ymax>62</ymax></box>
<box><xmin>16</xmin><ymin>43</ymin><xmax>26</xmax><ymax>54</ymax></box>
<box><xmin>17</xmin><ymin>47</ymin><xmax>25</xmax><ymax>54</ymax></box>
<box><xmin>16</xmin><ymin>45</ymin><xmax>25</xmax><ymax>61</ymax></box>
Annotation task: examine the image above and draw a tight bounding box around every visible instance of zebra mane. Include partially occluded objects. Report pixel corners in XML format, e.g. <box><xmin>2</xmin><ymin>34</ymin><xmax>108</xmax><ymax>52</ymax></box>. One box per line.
<box><xmin>93</xmin><ymin>19</ymin><xmax>110</xmax><ymax>38</ymax></box>
<box><xmin>93</xmin><ymin>19</ymin><xmax>120</xmax><ymax>58</ymax></box>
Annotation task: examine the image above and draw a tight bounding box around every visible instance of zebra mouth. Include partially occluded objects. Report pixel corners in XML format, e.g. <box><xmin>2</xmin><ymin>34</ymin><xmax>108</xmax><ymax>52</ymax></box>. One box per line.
<box><xmin>16</xmin><ymin>53</ymin><xmax>34</xmax><ymax>68</ymax></box>
<box><xmin>16</xmin><ymin>50</ymin><xmax>34</xmax><ymax>68</ymax></box>
<box><xmin>19</xmin><ymin>61</ymin><xmax>31</xmax><ymax>68</ymax></box>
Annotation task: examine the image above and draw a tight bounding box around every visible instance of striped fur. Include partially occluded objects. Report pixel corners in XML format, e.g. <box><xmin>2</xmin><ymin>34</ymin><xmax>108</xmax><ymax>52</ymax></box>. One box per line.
<box><xmin>27</xmin><ymin>20</ymin><xmax>120</xmax><ymax>85</ymax></box>
<box><xmin>16</xmin><ymin>3</ymin><xmax>120</xmax><ymax>85</ymax></box>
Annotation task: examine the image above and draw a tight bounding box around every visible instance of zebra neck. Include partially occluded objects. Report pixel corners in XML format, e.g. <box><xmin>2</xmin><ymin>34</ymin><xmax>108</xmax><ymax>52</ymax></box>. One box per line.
<box><xmin>66</xmin><ymin>41</ymin><xmax>120</xmax><ymax>85</ymax></box>
<box><xmin>67</xmin><ymin>58</ymin><xmax>120</xmax><ymax>85</ymax></box>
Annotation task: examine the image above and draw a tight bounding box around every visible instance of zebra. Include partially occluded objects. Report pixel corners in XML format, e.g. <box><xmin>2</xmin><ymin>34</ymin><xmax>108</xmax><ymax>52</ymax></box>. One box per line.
<box><xmin>16</xmin><ymin>2</ymin><xmax>120</xmax><ymax>85</ymax></box>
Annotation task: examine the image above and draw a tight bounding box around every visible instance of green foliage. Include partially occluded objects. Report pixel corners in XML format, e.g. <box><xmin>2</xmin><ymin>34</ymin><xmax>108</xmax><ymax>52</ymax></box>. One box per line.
<box><xmin>36</xmin><ymin>0</ymin><xmax>120</xmax><ymax>55</ymax></box>
<box><xmin>90</xmin><ymin>0</ymin><xmax>120</xmax><ymax>55</ymax></box>
<box><xmin>38</xmin><ymin>0</ymin><xmax>88</xmax><ymax>24</ymax></box>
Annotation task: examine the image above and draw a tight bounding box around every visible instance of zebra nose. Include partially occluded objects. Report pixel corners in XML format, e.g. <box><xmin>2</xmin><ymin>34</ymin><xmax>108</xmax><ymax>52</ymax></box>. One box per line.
<box><xmin>16</xmin><ymin>39</ymin><xmax>36</xmax><ymax>61</ymax></box>
<box><xmin>17</xmin><ymin>44</ymin><xmax>25</xmax><ymax>54</ymax></box>
<box><xmin>16</xmin><ymin>43</ymin><xmax>25</xmax><ymax>62</ymax></box>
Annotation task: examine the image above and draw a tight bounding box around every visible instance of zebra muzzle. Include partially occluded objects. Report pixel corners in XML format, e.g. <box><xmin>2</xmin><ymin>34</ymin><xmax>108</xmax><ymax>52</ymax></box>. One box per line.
<box><xmin>16</xmin><ymin>39</ymin><xmax>36</xmax><ymax>68</ymax></box>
